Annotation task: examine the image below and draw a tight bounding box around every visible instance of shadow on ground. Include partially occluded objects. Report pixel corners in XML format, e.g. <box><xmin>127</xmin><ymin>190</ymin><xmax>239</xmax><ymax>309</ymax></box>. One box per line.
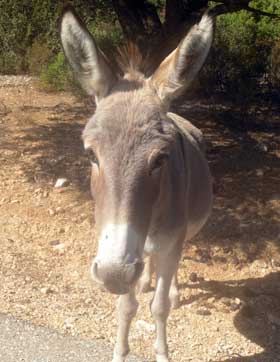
<box><xmin>175</xmin><ymin>102</ymin><xmax>280</xmax><ymax>262</ymax></box>
<box><xmin>1</xmin><ymin>101</ymin><xmax>93</xmax><ymax>197</ymax></box>
<box><xmin>1</xmin><ymin>96</ymin><xmax>279</xmax><ymax>259</ymax></box>
<box><xmin>180</xmin><ymin>271</ymin><xmax>280</xmax><ymax>361</ymax></box>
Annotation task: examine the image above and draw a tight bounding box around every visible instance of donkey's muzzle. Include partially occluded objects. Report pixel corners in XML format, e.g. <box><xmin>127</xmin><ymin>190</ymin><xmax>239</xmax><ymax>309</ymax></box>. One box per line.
<box><xmin>91</xmin><ymin>260</ymin><xmax>144</xmax><ymax>295</ymax></box>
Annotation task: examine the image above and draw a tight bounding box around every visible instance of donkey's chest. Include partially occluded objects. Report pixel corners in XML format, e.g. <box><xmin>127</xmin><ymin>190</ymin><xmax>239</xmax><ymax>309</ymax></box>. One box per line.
<box><xmin>144</xmin><ymin>227</ymin><xmax>184</xmax><ymax>255</ymax></box>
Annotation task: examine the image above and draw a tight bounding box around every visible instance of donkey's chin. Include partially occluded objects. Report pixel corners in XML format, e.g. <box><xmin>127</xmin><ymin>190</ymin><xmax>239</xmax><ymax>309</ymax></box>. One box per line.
<box><xmin>91</xmin><ymin>259</ymin><xmax>144</xmax><ymax>295</ymax></box>
<box><xmin>92</xmin><ymin>272</ymin><xmax>130</xmax><ymax>295</ymax></box>
<box><xmin>103</xmin><ymin>282</ymin><xmax>130</xmax><ymax>295</ymax></box>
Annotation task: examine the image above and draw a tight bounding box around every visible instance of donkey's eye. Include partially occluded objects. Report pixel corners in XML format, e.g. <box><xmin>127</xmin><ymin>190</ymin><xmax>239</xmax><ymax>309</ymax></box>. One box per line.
<box><xmin>85</xmin><ymin>148</ymin><xmax>99</xmax><ymax>165</ymax></box>
<box><xmin>150</xmin><ymin>153</ymin><xmax>168</xmax><ymax>175</ymax></box>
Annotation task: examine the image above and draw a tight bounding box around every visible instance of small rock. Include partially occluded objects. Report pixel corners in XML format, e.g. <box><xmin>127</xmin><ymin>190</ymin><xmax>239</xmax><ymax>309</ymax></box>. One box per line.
<box><xmin>42</xmin><ymin>191</ymin><xmax>49</xmax><ymax>198</ymax></box>
<box><xmin>55</xmin><ymin>178</ymin><xmax>68</xmax><ymax>188</ymax></box>
<box><xmin>272</xmin><ymin>259</ymin><xmax>280</xmax><ymax>268</ymax></box>
<box><xmin>48</xmin><ymin>209</ymin><xmax>55</xmax><ymax>216</ymax></box>
<box><xmin>207</xmin><ymin>297</ymin><xmax>216</xmax><ymax>304</ymax></box>
<box><xmin>136</xmin><ymin>320</ymin><xmax>155</xmax><ymax>333</ymax></box>
<box><xmin>40</xmin><ymin>287</ymin><xmax>53</xmax><ymax>295</ymax></box>
<box><xmin>256</xmin><ymin>142</ymin><xmax>268</xmax><ymax>152</ymax></box>
<box><xmin>255</xmin><ymin>169</ymin><xmax>264</xmax><ymax>177</ymax></box>
<box><xmin>235</xmin><ymin>298</ymin><xmax>241</xmax><ymax>305</ymax></box>
<box><xmin>196</xmin><ymin>308</ymin><xmax>211</xmax><ymax>316</ymax></box>
<box><xmin>232</xmin><ymin>255</ymin><xmax>240</xmax><ymax>265</ymax></box>
<box><xmin>50</xmin><ymin>240</ymin><xmax>60</xmax><ymax>246</ymax></box>
<box><xmin>64</xmin><ymin>322</ymin><xmax>74</xmax><ymax>330</ymax></box>
<box><xmin>55</xmin><ymin>206</ymin><xmax>64</xmax><ymax>214</ymax></box>
<box><xmin>10</xmin><ymin>199</ymin><xmax>19</xmax><ymax>204</ymax></box>
<box><xmin>220</xmin><ymin>297</ymin><xmax>232</xmax><ymax>307</ymax></box>
<box><xmin>53</xmin><ymin>243</ymin><xmax>65</xmax><ymax>252</ymax></box>
<box><xmin>189</xmin><ymin>272</ymin><xmax>198</xmax><ymax>283</ymax></box>
<box><xmin>229</xmin><ymin>302</ymin><xmax>240</xmax><ymax>312</ymax></box>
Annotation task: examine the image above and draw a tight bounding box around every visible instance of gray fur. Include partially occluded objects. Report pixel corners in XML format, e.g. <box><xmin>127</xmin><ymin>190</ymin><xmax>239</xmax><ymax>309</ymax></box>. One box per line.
<box><xmin>60</xmin><ymin>7</ymin><xmax>214</xmax><ymax>362</ymax></box>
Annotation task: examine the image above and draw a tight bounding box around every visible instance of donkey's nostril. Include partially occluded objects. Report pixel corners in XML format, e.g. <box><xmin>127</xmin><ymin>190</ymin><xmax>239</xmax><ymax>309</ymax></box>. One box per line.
<box><xmin>91</xmin><ymin>261</ymin><xmax>102</xmax><ymax>284</ymax></box>
<box><xmin>93</xmin><ymin>261</ymin><xmax>98</xmax><ymax>275</ymax></box>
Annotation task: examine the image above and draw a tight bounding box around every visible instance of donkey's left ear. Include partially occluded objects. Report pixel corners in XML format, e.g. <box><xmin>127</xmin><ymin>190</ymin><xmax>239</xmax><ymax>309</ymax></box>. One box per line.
<box><xmin>149</xmin><ymin>12</ymin><xmax>214</xmax><ymax>104</ymax></box>
<box><xmin>60</xmin><ymin>6</ymin><xmax>116</xmax><ymax>102</ymax></box>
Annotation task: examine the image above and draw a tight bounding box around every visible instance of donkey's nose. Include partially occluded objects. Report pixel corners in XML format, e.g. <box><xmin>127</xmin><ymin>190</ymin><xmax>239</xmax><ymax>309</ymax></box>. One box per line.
<box><xmin>91</xmin><ymin>260</ymin><xmax>144</xmax><ymax>295</ymax></box>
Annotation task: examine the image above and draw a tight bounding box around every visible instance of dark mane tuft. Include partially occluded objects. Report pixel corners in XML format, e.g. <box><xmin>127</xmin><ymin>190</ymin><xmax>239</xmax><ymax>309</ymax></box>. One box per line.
<box><xmin>117</xmin><ymin>43</ymin><xmax>149</xmax><ymax>77</ymax></box>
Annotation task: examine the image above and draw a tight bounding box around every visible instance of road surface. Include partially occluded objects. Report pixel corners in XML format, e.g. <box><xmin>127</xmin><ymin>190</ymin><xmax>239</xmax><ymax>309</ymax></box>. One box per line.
<box><xmin>0</xmin><ymin>314</ymin><xmax>142</xmax><ymax>362</ymax></box>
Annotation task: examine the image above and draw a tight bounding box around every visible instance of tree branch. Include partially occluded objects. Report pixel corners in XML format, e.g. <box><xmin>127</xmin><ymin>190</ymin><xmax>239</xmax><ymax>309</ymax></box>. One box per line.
<box><xmin>210</xmin><ymin>0</ymin><xmax>280</xmax><ymax>19</ymax></box>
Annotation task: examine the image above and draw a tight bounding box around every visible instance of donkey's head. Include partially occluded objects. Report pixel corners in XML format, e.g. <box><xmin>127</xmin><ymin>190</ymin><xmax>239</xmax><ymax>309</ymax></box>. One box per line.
<box><xmin>60</xmin><ymin>7</ymin><xmax>213</xmax><ymax>294</ymax></box>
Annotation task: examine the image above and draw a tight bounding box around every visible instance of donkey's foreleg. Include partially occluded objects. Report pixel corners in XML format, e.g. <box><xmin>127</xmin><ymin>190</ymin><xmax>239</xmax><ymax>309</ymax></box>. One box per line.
<box><xmin>137</xmin><ymin>256</ymin><xmax>154</xmax><ymax>293</ymax></box>
<box><xmin>112</xmin><ymin>288</ymin><xmax>138</xmax><ymax>362</ymax></box>
<box><xmin>169</xmin><ymin>270</ymin><xmax>180</xmax><ymax>309</ymax></box>
<box><xmin>151</xmin><ymin>250</ymin><xmax>181</xmax><ymax>362</ymax></box>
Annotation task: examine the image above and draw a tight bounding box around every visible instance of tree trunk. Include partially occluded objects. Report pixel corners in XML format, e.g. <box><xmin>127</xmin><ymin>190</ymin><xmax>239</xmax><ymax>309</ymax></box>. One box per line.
<box><xmin>112</xmin><ymin>0</ymin><xmax>209</xmax><ymax>72</ymax></box>
<box><xmin>111</xmin><ymin>0</ymin><xmax>162</xmax><ymax>46</ymax></box>
<box><xmin>111</xmin><ymin>0</ymin><xmax>278</xmax><ymax>72</ymax></box>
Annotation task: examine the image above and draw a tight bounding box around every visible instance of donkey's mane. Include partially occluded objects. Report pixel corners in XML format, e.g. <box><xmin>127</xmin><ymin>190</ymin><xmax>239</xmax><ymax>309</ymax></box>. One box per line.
<box><xmin>116</xmin><ymin>43</ymin><xmax>150</xmax><ymax>79</ymax></box>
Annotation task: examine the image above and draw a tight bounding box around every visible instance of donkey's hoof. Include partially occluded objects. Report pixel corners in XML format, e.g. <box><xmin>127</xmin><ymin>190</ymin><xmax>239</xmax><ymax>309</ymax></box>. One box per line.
<box><xmin>112</xmin><ymin>355</ymin><xmax>126</xmax><ymax>362</ymax></box>
<box><xmin>156</xmin><ymin>354</ymin><xmax>169</xmax><ymax>362</ymax></box>
<box><xmin>112</xmin><ymin>349</ymin><xmax>128</xmax><ymax>362</ymax></box>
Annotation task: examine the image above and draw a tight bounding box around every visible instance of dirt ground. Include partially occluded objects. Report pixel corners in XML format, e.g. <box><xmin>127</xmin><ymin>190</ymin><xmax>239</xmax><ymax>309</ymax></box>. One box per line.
<box><xmin>0</xmin><ymin>76</ymin><xmax>280</xmax><ymax>362</ymax></box>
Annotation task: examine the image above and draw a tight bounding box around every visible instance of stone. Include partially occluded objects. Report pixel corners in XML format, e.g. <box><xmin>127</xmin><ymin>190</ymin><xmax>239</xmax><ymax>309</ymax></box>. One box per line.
<box><xmin>40</xmin><ymin>287</ymin><xmax>53</xmax><ymax>295</ymax></box>
<box><xmin>54</xmin><ymin>178</ymin><xmax>68</xmax><ymax>188</ymax></box>
<box><xmin>136</xmin><ymin>320</ymin><xmax>155</xmax><ymax>333</ymax></box>
<box><xmin>229</xmin><ymin>302</ymin><xmax>240</xmax><ymax>312</ymax></box>
<box><xmin>255</xmin><ymin>169</ymin><xmax>264</xmax><ymax>177</ymax></box>
<box><xmin>196</xmin><ymin>308</ymin><xmax>211</xmax><ymax>316</ymax></box>
<box><xmin>50</xmin><ymin>240</ymin><xmax>60</xmax><ymax>246</ymax></box>
<box><xmin>189</xmin><ymin>272</ymin><xmax>198</xmax><ymax>283</ymax></box>
<box><xmin>48</xmin><ymin>209</ymin><xmax>55</xmax><ymax>216</ymax></box>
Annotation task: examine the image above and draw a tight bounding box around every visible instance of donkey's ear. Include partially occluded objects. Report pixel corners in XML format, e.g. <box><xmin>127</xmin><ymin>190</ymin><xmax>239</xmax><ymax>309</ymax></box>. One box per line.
<box><xmin>149</xmin><ymin>12</ymin><xmax>213</xmax><ymax>104</ymax></box>
<box><xmin>60</xmin><ymin>6</ymin><xmax>116</xmax><ymax>101</ymax></box>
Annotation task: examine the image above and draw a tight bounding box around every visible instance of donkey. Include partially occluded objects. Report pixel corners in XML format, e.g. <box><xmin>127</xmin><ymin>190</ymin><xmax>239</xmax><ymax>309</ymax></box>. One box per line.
<box><xmin>60</xmin><ymin>6</ymin><xmax>213</xmax><ymax>362</ymax></box>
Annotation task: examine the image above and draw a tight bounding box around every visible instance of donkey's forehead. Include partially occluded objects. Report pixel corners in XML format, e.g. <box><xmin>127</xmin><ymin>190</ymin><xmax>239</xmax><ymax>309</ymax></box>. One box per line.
<box><xmin>83</xmin><ymin>86</ymin><xmax>168</xmax><ymax>147</ymax></box>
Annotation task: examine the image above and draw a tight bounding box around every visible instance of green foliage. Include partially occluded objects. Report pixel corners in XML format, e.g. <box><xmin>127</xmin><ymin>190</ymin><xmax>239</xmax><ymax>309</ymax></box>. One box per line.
<box><xmin>40</xmin><ymin>52</ymin><xmax>72</xmax><ymax>91</ymax></box>
<box><xmin>201</xmin><ymin>0</ymin><xmax>280</xmax><ymax>99</ymax></box>
<box><xmin>89</xmin><ymin>22</ymin><xmax>124</xmax><ymax>56</ymax></box>
<box><xmin>27</xmin><ymin>39</ymin><xmax>53</xmax><ymax>75</ymax></box>
<box><xmin>0</xmin><ymin>0</ymin><xmax>61</xmax><ymax>73</ymax></box>
<box><xmin>0</xmin><ymin>0</ymin><xmax>279</xmax><ymax>96</ymax></box>
<box><xmin>39</xmin><ymin>23</ymin><xmax>123</xmax><ymax>91</ymax></box>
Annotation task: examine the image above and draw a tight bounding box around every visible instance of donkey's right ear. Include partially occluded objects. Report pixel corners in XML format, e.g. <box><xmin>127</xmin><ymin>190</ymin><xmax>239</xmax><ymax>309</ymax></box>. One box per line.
<box><xmin>60</xmin><ymin>6</ymin><xmax>116</xmax><ymax>102</ymax></box>
<box><xmin>149</xmin><ymin>12</ymin><xmax>213</xmax><ymax>106</ymax></box>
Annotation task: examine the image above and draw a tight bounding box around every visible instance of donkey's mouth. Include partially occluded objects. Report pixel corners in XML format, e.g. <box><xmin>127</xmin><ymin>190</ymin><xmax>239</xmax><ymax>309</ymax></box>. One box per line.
<box><xmin>92</xmin><ymin>269</ymin><xmax>130</xmax><ymax>294</ymax></box>
<box><xmin>103</xmin><ymin>282</ymin><xmax>130</xmax><ymax>295</ymax></box>
<box><xmin>91</xmin><ymin>259</ymin><xmax>144</xmax><ymax>295</ymax></box>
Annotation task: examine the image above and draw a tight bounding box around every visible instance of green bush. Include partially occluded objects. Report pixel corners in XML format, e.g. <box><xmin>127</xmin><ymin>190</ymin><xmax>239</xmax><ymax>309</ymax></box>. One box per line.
<box><xmin>27</xmin><ymin>39</ymin><xmax>53</xmax><ymax>75</ymax></box>
<box><xmin>0</xmin><ymin>0</ymin><xmax>116</xmax><ymax>75</ymax></box>
<box><xmin>200</xmin><ymin>0</ymin><xmax>280</xmax><ymax>99</ymax></box>
<box><xmin>38</xmin><ymin>22</ymin><xmax>124</xmax><ymax>91</ymax></box>
<box><xmin>40</xmin><ymin>52</ymin><xmax>71</xmax><ymax>91</ymax></box>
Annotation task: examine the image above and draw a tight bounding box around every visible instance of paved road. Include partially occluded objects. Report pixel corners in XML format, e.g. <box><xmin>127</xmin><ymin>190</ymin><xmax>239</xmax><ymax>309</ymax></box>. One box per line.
<box><xmin>0</xmin><ymin>314</ymin><xmax>143</xmax><ymax>362</ymax></box>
